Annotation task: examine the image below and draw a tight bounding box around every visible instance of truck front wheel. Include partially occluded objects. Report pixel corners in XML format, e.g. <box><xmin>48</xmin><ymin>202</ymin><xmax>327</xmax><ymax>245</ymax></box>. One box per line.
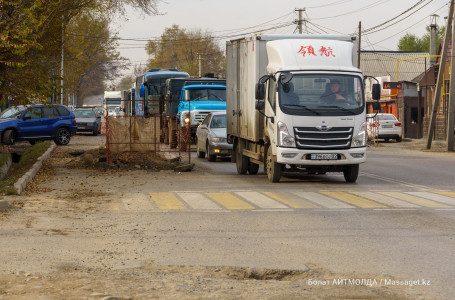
<box><xmin>235</xmin><ymin>140</ymin><xmax>248</xmax><ymax>174</ymax></box>
<box><xmin>343</xmin><ymin>164</ymin><xmax>359</xmax><ymax>183</ymax></box>
<box><xmin>266</xmin><ymin>146</ymin><xmax>282</xmax><ymax>182</ymax></box>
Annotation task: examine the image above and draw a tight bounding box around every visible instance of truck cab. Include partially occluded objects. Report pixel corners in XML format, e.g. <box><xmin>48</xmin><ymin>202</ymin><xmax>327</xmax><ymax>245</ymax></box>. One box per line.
<box><xmin>177</xmin><ymin>84</ymin><xmax>226</xmax><ymax>149</ymax></box>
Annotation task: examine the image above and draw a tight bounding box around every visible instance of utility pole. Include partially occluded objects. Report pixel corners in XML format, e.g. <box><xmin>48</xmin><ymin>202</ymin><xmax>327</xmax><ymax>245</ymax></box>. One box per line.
<box><xmin>61</xmin><ymin>18</ymin><xmax>65</xmax><ymax>105</ymax></box>
<box><xmin>358</xmin><ymin>21</ymin><xmax>362</xmax><ymax>69</ymax></box>
<box><xmin>448</xmin><ymin>9</ymin><xmax>455</xmax><ymax>151</ymax></box>
<box><xmin>198</xmin><ymin>54</ymin><xmax>202</xmax><ymax>77</ymax></box>
<box><xmin>426</xmin><ymin>0</ymin><xmax>454</xmax><ymax>149</ymax></box>
<box><xmin>295</xmin><ymin>8</ymin><xmax>306</xmax><ymax>34</ymax></box>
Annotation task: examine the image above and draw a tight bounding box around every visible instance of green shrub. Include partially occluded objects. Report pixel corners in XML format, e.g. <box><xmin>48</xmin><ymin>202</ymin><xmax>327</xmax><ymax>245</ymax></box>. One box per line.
<box><xmin>19</xmin><ymin>141</ymin><xmax>51</xmax><ymax>165</ymax></box>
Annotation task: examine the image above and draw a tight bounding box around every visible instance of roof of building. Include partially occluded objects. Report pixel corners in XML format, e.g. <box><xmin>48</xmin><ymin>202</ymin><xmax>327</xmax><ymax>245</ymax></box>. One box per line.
<box><xmin>360</xmin><ymin>51</ymin><xmax>430</xmax><ymax>82</ymax></box>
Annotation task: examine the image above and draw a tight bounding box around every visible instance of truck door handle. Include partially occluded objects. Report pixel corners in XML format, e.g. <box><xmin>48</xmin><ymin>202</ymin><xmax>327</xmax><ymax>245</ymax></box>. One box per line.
<box><xmin>232</xmin><ymin>110</ymin><xmax>236</xmax><ymax>116</ymax></box>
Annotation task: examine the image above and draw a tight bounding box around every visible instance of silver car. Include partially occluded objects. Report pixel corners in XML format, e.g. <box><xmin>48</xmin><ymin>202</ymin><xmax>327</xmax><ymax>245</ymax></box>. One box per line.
<box><xmin>196</xmin><ymin>112</ymin><xmax>232</xmax><ymax>161</ymax></box>
<box><xmin>367</xmin><ymin>113</ymin><xmax>402</xmax><ymax>142</ymax></box>
<box><xmin>73</xmin><ymin>108</ymin><xmax>101</xmax><ymax>136</ymax></box>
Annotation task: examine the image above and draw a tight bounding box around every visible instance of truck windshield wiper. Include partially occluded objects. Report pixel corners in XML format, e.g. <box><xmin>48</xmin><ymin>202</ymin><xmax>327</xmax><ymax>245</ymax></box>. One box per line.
<box><xmin>284</xmin><ymin>104</ymin><xmax>320</xmax><ymax>115</ymax></box>
<box><xmin>318</xmin><ymin>105</ymin><xmax>357</xmax><ymax>115</ymax></box>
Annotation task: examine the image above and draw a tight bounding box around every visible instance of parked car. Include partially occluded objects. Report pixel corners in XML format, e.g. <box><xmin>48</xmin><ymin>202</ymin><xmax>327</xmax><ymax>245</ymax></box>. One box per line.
<box><xmin>0</xmin><ymin>104</ymin><xmax>77</xmax><ymax>145</ymax></box>
<box><xmin>73</xmin><ymin>108</ymin><xmax>101</xmax><ymax>136</ymax></box>
<box><xmin>0</xmin><ymin>106</ymin><xmax>26</xmax><ymax>119</ymax></box>
<box><xmin>367</xmin><ymin>113</ymin><xmax>402</xmax><ymax>142</ymax></box>
<box><xmin>196</xmin><ymin>111</ymin><xmax>232</xmax><ymax>161</ymax></box>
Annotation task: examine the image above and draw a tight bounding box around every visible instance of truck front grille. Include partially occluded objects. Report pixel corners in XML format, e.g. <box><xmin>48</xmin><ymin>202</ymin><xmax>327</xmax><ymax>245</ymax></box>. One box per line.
<box><xmin>294</xmin><ymin>127</ymin><xmax>353</xmax><ymax>150</ymax></box>
<box><xmin>194</xmin><ymin>111</ymin><xmax>211</xmax><ymax>124</ymax></box>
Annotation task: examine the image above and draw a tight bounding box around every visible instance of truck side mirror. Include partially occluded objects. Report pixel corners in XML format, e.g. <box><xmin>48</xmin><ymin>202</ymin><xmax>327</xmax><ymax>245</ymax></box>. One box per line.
<box><xmin>372</xmin><ymin>83</ymin><xmax>381</xmax><ymax>101</ymax></box>
<box><xmin>255</xmin><ymin>83</ymin><xmax>266</xmax><ymax>100</ymax></box>
<box><xmin>255</xmin><ymin>99</ymin><xmax>265</xmax><ymax>110</ymax></box>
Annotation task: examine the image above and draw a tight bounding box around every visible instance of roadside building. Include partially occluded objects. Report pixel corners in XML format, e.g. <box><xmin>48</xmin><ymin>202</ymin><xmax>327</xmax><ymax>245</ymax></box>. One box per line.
<box><xmin>362</xmin><ymin>51</ymin><xmax>429</xmax><ymax>139</ymax></box>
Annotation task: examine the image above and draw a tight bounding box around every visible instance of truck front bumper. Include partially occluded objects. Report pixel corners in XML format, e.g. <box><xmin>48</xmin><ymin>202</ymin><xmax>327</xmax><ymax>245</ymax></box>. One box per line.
<box><xmin>276</xmin><ymin>147</ymin><xmax>366</xmax><ymax>166</ymax></box>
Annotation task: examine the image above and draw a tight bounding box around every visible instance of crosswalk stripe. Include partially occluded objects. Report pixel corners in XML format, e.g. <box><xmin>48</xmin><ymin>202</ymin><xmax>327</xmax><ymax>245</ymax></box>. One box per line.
<box><xmin>350</xmin><ymin>191</ymin><xmax>419</xmax><ymax>208</ymax></box>
<box><xmin>264</xmin><ymin>192</ymin><xmax>321</xmax><ymax>208</ymax></box>
<box><xmin>378</xmin><ymin>192</ymin><xmax>451</xmax><ymax>208</ymax></box>
<box><xmin>406</xmin><ymin>192</ymin><xmax>455</xmax><ymax>207</ymax></box>
<box><xmin>178</xmin><ymin>192</ymin><xmax>222</xmax><ymax>210</ymax></box>
<box><xmin>235</xmin><ymin>191</ymin><xmax>288</xmax><ymax>209</ymax></box>
<box><xmin>207</xmin><ymin>192</ymin><xmax>255</xmax><ymax>210</ymax></box>
<box><xmin>321</xmin><ymin>191</ymin><xmax>387</xmax><ymax>208</ymax></box>
<box><xmin>293</xmin><ymin>192</ymin><xmax>354</xmax><ymax>208</ymax></box>
<box><xmin>122</xmin><ymin>192</ymin><xmax>155</xmax><ymax>211</ymax></box>
<box><xmin>149</xmin><ymin>192</ymin><xmax>186</xmax><ymax>210</ymax></box>
<box><xmin>433</xmin><ymin>191</ymin><xmax>455</xmax><ymax>199</ymax></box>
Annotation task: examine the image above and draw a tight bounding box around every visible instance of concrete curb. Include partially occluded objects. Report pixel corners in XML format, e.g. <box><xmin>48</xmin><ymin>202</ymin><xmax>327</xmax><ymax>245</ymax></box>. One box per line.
<box><xmin>13</xmin><ymin>143</ymin><xmax>57</xmax><ymax>196</ymax></box>
<box><xmin>0</xmin><ymin>154</ymin><xmax>12</xmax><ymax>180</ymax></box>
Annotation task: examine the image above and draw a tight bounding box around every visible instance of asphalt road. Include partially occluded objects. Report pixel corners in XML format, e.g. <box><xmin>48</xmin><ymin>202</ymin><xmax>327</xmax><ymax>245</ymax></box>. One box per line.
<box><xmin>1</xmin><ymin>135</ymin><xmax>454</xmax><ymax>299</ymax></box>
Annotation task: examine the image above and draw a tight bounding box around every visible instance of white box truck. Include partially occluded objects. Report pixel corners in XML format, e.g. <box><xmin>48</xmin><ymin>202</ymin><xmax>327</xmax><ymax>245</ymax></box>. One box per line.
<box><xmin>226</xmin><ymin>34</ymin><xmax>380</xmax><ymax>183</ymax></box>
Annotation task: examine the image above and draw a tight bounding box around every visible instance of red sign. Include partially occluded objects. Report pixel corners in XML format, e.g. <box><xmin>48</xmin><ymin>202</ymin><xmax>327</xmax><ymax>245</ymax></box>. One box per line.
<box><xmin>297</xmin><ymin>45</ymin><xmax>336</xmax><ymax>57</ymax></box>
<box><xmin>383</xmin><ymin>82</ymin><xmax>403</xmax><ymax>89</ymax></box>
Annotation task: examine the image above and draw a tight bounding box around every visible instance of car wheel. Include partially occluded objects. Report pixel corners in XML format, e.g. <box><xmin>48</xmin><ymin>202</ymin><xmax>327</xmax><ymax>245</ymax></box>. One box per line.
<box><xmin>207</xmin><ymin>143</ymin><xmax>216</xmax><ymax>162</ymax></box>
<box><xmin>54</xmin><ymin>128</ymin><xmax>71</xmax><ymax>145</ymax></box>
<box><xmin>2</xmin><ymin>129</ymin><xmax>16</xmax><ymax>145</ymax></box>
<box><xmin>396</xmin><ymin>136</ymin><xmax>402</xmax><ymax>142</ymax></box>
<box><xmin>196</xmin><ymin>138</ymin><xmax>205</xmax><ymax>158</ymax></box>
<box><xmin>384</xmin><ymin>138</ymin><xmax>390</xmax><ymax>142</ymax></box>
<box><xmin>343</xmin><ymin>164</ymin><xmax>359</xmax><ymax>183</ymax></box>
<box><xmin>266</xmin><ymin>146</ymin><xmax>282</xmax><ymax>182</ymax></box>
<box><xmin>92</xmin><ymin>128</ymin><xmax>98</xmax><ymax>136</ymax></box>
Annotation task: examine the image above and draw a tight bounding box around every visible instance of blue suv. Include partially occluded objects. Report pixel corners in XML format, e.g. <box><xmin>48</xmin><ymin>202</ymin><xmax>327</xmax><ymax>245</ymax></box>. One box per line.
<box><xmin>0</xmin><ymin>104</ymin><xmax>77</xmax><ymax>145</ymax></box>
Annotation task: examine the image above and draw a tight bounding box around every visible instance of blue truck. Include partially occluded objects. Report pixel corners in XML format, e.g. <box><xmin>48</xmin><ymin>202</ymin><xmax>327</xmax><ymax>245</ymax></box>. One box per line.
<box><xmin>163</xmin><ymin>78</ymin><xmax>226</xmax><ymax>149</ymax></box>
<box><xmin>177</xmin><ymin>84</ymin><xmax>227</xmax><ymax>150</ymax></box>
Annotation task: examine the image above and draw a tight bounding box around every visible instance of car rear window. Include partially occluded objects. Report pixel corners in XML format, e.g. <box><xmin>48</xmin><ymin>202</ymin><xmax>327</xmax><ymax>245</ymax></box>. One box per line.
<box><xmin>56</xmin><ymin>106</ymin><xmax>70</xmax><ymax>116</ymax></box>
<box><xmin>377</xmin><ymin>114</ymin><xmax>397</xmax><ymax>121</ymax></box>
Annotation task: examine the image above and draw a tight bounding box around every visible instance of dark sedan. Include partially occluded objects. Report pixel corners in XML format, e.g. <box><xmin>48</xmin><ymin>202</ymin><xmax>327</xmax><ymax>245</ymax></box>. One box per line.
<box><xmin>73</xmin><ymin>108</ymin><xmax>101</xmax><ymax>136</ymax></box>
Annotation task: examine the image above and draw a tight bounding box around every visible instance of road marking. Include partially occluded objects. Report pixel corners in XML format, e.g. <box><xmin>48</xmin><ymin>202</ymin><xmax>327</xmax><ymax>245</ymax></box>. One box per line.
<box><xmin>177</xmin><ymin>192</ymin><xmax>222</xmax><ymax>210</ymax></box>
<box><xmin>350</xmin><ymin>191</ymin><xmax>419</xmax><ymax>208</ymax></box>
<box><xmin>378</xmin><ymin>192</ymin><xmax>451</xmax><ymax>208</ymax></box>
<box><xmin>361</xmin><ymin>172</ymin><xmax>431</xmax><ymax>190</ymax></box>
<box><xmin>406</xmin><ymin>192</ymin><xmax>455</xmax><ymax>207</ymax></box>
<box><xmin>321</xmin><ymin>191</ymin><xmax>387</xmax><ymax>208</ymax></box>
<box><xmin>207</xmin><ymin>192</ymin><xmax>255</xmax><ymax>210</ymax></box>
<box><xmin>149</xmin><ymin>192</ymin><xmax>186</xmax><ymax>210</ymax></box>
<box><xmin>293</xmin><ymin>192</ymin><xmax>354</xmax><ymax>209</ymax></box>
<box><xmin>264</xmin><ymin>192</ymin><xmax>321</xmax><ymax>208</ymax></box>
<box><xmin>433</xmin><ymin>191</ymin><xmax>455</xmax><ymax>198</ymax></box>
<box><xmin>235</xmin><ymin>191</ymin><xmax>288</xmax><ymax>209</ymax></box>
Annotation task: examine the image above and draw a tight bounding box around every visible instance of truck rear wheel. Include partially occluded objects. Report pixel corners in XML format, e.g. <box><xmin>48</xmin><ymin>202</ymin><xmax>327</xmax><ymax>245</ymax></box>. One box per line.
<box><xmin>248</xmin><ymin>162</ymin><xmax>259</xmax><ymax>175</ymax></box>
<box><xmin>343</xmin><ymin>164</ymin><xmax>359</xmax><ymax>183</ymax></box>
<box><xmin>266</xmin><ymin>146</ymin><xmax>282</xmax><ymax>182</ymax></box>
<box><xmin>235</xmin><ymin>140</ymin><xmax>248</xmax><ymax>174</ymax></box>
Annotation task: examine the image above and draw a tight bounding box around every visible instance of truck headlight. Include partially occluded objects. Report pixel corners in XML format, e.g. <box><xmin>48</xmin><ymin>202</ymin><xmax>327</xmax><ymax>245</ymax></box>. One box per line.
<box><xmin>277</xmin><ymin>121</ymin><xmax>295</xmax><ymax>147</ymax></box>
<box><xmin>181</xmin><ymin>111</ymin><xmax>190</xmax><ymax>124</ymax></box>
<box><xmin>352</xmin><ymin>121</ymin><xmax>367</xmax><ymax>147</ymax></box>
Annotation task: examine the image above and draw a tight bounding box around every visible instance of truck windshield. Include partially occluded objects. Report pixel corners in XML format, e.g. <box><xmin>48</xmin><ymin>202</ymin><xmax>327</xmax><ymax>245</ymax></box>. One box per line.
<box><xmin>185</xmin><ymin>89</ymin><xmax>226</xmax><ymax>101</ymax></box>
<box><xmin>279</xmin><ymin>74</ymin><xmax>364</xmax><ymax>116</ymax></box>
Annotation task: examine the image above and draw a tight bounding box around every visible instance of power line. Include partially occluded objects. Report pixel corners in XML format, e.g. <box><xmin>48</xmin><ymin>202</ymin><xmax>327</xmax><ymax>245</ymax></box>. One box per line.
<box><xmin>363</xmin><ymin>0</ymin><xmax>434</xmax><ymax>35</ymax></box>
<box><xmin>311</xmin><ymin>0</ymin><xmax>390</xmax><ymax>21</ymax></box>
<box><xmin>363</xmin><ymin>0</ymin><xmax>428</xmax><ymax>33</ymax></box>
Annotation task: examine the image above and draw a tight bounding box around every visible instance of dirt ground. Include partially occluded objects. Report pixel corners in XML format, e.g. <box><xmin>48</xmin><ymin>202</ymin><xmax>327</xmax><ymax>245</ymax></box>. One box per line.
<box><xmin>0</xmin><ymin>136</ymin><xmax>433</xmax><ymax>299</ymax></box>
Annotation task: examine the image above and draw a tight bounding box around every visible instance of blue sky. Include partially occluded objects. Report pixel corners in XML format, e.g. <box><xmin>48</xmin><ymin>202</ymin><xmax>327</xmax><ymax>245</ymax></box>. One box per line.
<box><xmin>112</xmin><ymin>0</ymin><xmax>449</xmax><ymax>79</ymax></box>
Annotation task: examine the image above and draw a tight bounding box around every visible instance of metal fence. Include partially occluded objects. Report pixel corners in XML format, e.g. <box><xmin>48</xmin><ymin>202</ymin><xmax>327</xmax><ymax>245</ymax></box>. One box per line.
<box><xmin>104</xmin><ymin>115</ymin><xmax>190</xmax><ymax>165</ymax></box>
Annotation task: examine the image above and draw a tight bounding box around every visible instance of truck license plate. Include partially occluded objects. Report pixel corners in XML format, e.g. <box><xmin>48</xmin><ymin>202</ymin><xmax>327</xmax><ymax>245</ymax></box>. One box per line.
<box><xmin>310</xmin><ymin>153</ymin><xmax>338</xmax><ymax>160</ymax></box>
